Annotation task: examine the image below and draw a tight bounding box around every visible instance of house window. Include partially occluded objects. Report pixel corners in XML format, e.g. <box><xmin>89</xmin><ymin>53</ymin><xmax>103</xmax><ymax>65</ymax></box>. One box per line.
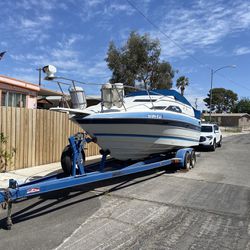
<box><xmin>1</xmin><ymin>91</ymin><xmax>7</xmax><ymax>106</ymax></box>
<box><xmin>1</xmin><ymin>91</ymin><xmax>27</xmax><ymax>107</ymax></box>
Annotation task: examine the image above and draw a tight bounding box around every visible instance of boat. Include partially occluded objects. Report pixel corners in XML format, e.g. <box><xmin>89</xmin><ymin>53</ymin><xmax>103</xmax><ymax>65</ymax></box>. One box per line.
<box><xmin>66</xmin><ymin>84</ymin><xmax>201</xmax><ymax>160</ymax></box>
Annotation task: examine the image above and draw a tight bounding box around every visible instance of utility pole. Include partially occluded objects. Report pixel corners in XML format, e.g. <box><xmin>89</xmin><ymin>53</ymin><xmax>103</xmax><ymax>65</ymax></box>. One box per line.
<box><xmin>36</xmin><ymin>68</ymin><xmax>42</xmax><ymax>86</ymax></box>
<box><xmin>209</xmin><ymin>69</ymin><xmax>213</xmax><ymax>122</ymax></box>
<box><xmin>209</xmin><ymin>65</ymin><xmax>236</xmax><ymax>122</ymax></box>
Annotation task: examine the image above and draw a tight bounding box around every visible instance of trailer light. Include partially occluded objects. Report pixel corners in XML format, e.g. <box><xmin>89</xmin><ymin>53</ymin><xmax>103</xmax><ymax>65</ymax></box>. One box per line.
<box><xmin>172</xmin><ymin>159</ymin><xmax>180</xmax><ymax>164</ymax></box>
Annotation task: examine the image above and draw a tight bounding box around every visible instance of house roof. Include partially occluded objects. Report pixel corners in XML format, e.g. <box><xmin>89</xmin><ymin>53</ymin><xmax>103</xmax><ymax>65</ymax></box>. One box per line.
<box><xmin>38</xmin><ymin>87</ymin><xmax>63</xmax><ymax>96</ymax></box>
<box><xmin>0</xmin><ymin>75</ymin><xmax>67</xmax><ymax>97</ymax></box>
<box><xmin>0</xmin><ymin>75</ymin><xmax>40</xmax><ymax>91</ymax></box>
<box><xmin>203</xmin><ymin>113</ymin><xmax>250</xmax><ymax>117</ymax></box>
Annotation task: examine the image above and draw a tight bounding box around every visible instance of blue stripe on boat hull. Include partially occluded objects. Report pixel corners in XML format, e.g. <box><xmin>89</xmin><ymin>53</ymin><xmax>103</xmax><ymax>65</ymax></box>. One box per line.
<box><xmin>94</xmin><ymin>133</ymin><xmax>199</xmax><ymax>142</ymax></box>
<box><xmin>75</xmin><ymin>118</ymin><xmax>201</xmax><ymax>131</ymax></box>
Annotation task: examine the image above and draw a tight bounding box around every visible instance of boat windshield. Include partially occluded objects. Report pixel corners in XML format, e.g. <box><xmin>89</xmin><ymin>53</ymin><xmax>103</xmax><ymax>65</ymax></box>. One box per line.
<box><xmin>201</xmin><ymin>126</ymin><xmax>213</xmax><ymax>132</ymax></box>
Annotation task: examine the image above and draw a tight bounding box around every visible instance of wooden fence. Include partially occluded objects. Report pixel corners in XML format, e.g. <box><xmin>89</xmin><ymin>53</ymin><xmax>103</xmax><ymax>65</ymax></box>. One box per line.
<box><xmin>0</xmin><ymin>107</ymin><xmax>100</xmax><ymax>171</ymax></box>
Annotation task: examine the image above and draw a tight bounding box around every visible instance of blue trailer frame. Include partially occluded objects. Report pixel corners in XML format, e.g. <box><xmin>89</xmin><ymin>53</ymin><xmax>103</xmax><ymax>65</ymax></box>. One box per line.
<box><xmin>0</xmin><ymin>133</ymin><xmax>195</xmax><ymax>229</ymax></box>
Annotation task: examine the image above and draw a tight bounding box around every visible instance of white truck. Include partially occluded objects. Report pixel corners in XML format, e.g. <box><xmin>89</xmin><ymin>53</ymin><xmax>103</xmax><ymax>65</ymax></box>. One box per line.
<box><xmin>199</xmin><ymin>123</ymin><xmax>222</xmax><ymax>151</ymax></box>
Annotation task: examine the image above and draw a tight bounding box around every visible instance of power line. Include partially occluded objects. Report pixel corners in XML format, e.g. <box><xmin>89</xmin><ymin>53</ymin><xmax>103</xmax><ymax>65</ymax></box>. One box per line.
<box><xmin>126</xmin><ymin>0</ymin><xmax>250</xmax><ymax>93</ymax></box>
<box><xmin>126</xmin><ymin>0</ymin><xmax>210</xmax><ymax>69</ymax></box>
<box><xmin>216</xmin><ymin>72</ymin><xmax>250</xmax><ymax>92</ymax></box>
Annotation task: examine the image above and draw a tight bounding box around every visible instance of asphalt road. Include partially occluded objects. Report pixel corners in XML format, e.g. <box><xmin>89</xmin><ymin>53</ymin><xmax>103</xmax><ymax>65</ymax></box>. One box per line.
<box><xmin>0</xmin><ymin>134</ymin><xmax>250</xmax><ymax>250</ymax></box>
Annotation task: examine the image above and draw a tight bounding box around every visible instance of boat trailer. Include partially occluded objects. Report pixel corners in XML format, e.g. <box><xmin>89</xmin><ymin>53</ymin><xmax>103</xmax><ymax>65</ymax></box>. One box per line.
<box><xmin>0</xmin><ymin>133</ymin><xmax>196</xmax><ymax>230</ymax></box>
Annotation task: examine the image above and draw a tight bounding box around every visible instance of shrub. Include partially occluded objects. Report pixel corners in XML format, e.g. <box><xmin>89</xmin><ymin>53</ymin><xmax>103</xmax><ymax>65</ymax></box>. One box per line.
<box><xmin>0</xmin><ymin>133</ymin><xmax>16</xmax><ymax>172</ymax></box>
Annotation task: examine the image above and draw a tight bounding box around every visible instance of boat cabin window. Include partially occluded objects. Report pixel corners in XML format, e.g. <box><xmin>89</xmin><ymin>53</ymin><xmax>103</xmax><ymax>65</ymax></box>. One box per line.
<box><xmin>150</xmin><ymin>106</ymin><xmax>166</xmax><ymax>110</ymax></box>
<box><xmin>133</xmin><ymin>99</ymin><xmax>157</xmax><ymax>102</ymax></box>
<box><xmin>166</xmin><ymin>105</ymin><xmax>182</xmax><ymax>113</ymax></box>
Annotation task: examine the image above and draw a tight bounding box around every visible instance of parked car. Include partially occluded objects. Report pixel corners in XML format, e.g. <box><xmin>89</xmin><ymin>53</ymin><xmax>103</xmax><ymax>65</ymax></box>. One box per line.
<box><xmin>199</xmin><ymin>123</ymin><xmax>222</xmax><ymax>151</ymax></box>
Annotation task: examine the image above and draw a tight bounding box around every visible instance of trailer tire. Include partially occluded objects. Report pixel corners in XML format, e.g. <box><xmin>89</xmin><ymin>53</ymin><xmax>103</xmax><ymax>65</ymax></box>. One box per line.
<box><xmin>183</xmin><ymin>152</ymin><xmax>191</xmax><ymax>170</ymax></box>
<box><xmin>190</xmin><ymin>151</ymin><xmax>196</xmax><ymax>168</ymax></box>
<box><xmin>61</xmin><ymin>145</ymin><xmax>85</xmax><ymax>175</ymax></box>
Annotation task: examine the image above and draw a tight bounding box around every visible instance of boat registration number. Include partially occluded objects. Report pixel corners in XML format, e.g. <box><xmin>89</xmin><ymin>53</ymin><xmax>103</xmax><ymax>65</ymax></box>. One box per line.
<box><xmin>147</xmin><ymin>114</ymin><xmax>163</xmax><ymax>119</ymax></box>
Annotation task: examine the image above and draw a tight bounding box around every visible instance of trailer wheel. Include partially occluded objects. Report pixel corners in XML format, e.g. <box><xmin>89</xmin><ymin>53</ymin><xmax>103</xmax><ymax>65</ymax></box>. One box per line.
<box><xmin>61</xmin><ymin>145</ymin><xmax>85</xmax><ymax>175</ymax></box>
<box><xmin>190</xmin><ymin>151</ymin><xmax>196</xmax><ymax>168</ymax></box>
<box><xmin>183</xmin><ymin>152</ymin><xmax>191</xmax><ymax>170</ymax></box>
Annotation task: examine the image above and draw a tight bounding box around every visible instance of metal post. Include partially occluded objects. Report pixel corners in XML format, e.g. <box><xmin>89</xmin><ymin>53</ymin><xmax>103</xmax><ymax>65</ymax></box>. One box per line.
<box><xmin>209</xmin><ymin>69</ymin><xmax>213</xmax><ymax>122</ymax></box>
<box><xmin>99</xmin><ymin>150</ymin><xmax>110</xmax><ymax>172</ymax></box>
<box><xmin>208</xmin><ymin>65</ymin><xmax>236</xmax><ymax>122</ymax></box>
<box><xmin>56</xmin><ymin>82</ymin><xmax>70</xmax><ymax>108</ymax></box>
<box><xmin>36</xmin><ymin>68</ymin><xmax>42</xmax><ymax>86</ymax></box>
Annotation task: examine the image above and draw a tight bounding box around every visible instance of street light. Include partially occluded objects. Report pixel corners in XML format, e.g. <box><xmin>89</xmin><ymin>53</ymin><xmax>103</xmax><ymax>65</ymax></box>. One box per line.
<box><xmin>209</xmin><ymin>65</ymin><xmax>236</xmax><ymax>122</ymax></box>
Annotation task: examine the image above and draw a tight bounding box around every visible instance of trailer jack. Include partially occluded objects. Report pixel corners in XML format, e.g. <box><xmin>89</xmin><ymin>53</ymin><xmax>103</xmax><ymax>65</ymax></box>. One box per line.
<box><xmin>1</xmin><ymin>189</ymin><xmax>13</xmax><ymax>230</ymax></box>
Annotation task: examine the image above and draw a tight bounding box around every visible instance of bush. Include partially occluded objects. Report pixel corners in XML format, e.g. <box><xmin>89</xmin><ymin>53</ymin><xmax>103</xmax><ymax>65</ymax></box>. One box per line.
<box><xmin>0</xmin><ymin>133</ymin><xmax>16</xmax><ymax>172</ymax></box>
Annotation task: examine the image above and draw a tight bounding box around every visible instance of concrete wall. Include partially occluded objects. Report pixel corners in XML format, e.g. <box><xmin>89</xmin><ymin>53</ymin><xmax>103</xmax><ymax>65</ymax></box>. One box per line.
<box><xmin>239</xmin><ymin>116</ymin><xmax>250</xmax><ymax>130</ymax></box>
<box><xmin>205</xmin><ymin>116</ymin><xmax>239</xmax><ymax>127</ymax></box>
<box><xmin>220</xmin><ymin>116</ymin><xmax>239</xmax><ymax>127</ymax></box>
<box><xmin>204</xmin><ymin>114</ymin><xmax>250</xmax><ymax>130</ymax></box>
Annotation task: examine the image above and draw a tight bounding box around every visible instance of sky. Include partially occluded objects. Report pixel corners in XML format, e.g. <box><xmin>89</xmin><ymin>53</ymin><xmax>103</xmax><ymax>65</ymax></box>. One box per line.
<box><xmin>0</xmin><ymin>0</ymin><xmax>250</xmax><ymax>109</ymax></box>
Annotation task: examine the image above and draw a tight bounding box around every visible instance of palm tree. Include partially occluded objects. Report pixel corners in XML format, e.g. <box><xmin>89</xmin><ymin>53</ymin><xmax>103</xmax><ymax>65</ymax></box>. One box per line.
<box><xmin>176</xmin><ymin>76</ymin><xmax>189</xmax><ymax>96</ymax></box>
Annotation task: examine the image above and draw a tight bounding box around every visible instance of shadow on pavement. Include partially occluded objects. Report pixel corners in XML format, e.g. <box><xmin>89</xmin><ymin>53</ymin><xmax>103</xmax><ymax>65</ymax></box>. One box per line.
<box><xmin>0</xmin><ymin>164</ymin><xmax>179</xmax><ymax>230</ymax></box>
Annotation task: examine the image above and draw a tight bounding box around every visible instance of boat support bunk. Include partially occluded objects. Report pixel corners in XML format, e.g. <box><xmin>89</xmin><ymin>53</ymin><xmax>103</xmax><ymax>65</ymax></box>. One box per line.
<box><xmin>0</xmin><ymin>133</ymin><xmax>197</xmax><ymax>230</ymax></box>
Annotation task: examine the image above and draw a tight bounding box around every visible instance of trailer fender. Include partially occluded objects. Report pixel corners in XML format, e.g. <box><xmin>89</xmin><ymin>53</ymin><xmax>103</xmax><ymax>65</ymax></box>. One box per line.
<box><xmin>175</xmin><ymin>148</ymin><xmax>194</xmax><ymax>169</ymax></box>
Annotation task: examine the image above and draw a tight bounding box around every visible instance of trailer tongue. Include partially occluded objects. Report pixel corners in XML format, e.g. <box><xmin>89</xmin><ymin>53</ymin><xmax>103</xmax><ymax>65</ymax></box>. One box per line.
<box><xmin>0</xmin><ymin>133</ymin><xmax>196</xmax><ymax>230</ymax></box>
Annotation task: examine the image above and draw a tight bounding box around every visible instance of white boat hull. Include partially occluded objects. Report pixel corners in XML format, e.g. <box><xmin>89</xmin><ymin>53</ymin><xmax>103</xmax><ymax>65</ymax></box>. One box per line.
<box><xmin>74</xmin><ymin>112</ymin><xmax>200</xmax><ymax>160</ymax></box>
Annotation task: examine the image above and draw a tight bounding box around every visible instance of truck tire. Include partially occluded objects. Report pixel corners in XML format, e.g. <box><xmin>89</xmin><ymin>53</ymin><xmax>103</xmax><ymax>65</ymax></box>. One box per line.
<box><xmin>211</xmin><ymin>139</ymin><xmax>216</xmax><ymax>151</ymax></box>
<box><xmin>217</xmin><ymin>137</ymin><xmax>222</xmax><ymax>147</ymax></box>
